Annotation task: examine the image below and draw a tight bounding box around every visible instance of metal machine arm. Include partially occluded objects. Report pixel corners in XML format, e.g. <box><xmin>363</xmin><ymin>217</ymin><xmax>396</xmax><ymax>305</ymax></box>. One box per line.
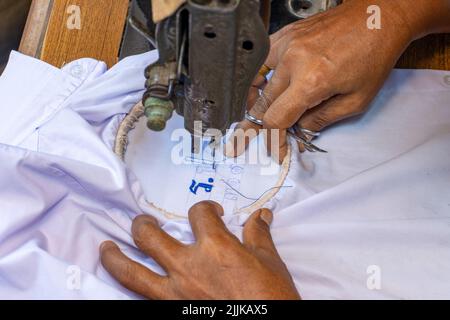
<box><xmin>143</xmin><ymin>0</ymin><xmax>270</xmax><ymax>142</ymax></box>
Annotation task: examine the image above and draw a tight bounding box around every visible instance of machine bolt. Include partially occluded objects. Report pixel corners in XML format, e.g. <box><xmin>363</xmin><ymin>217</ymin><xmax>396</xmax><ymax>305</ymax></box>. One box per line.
<box><xmin>144</xmin><ymin>97</ymin><xmax>175</xmax><ymax>132</ymax></box>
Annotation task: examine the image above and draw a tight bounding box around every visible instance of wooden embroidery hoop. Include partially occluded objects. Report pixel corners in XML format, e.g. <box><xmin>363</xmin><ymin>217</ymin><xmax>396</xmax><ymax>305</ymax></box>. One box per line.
<box><xmin>114</xmin><ymin>102</ymin><xmax>292</xmax><ymax>220</ymax></box>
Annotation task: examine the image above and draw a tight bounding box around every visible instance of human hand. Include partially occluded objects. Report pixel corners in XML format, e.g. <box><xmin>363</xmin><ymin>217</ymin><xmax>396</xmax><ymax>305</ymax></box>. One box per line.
<box><xmin>100</xmin><ymin>201</ymin><xmax>300</xmax><ymax>300</ymax></box>
<box><xmin>225</xmin><ymin>0</ymin><xmax>450</xmax><ymax>163</ymax></box>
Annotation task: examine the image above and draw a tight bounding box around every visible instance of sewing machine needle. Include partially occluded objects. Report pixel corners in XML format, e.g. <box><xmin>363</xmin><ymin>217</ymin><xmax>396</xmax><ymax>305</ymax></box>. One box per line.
<box><xmin>210</xmin><ymin>138</ymin><xmax>217</xmax><ymax>170</ymax></box>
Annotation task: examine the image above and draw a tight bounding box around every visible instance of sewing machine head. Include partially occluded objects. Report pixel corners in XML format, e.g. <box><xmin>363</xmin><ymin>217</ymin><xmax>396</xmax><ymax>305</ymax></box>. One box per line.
<box><xmin>142</xmin><ymin>0</ymin><xmax>270</xmax><ymax>144</ymax></box>
<box><xmin>142</xmin><ymin>0</ymin><xmax>340</xmax><ymax>149</ymax></box>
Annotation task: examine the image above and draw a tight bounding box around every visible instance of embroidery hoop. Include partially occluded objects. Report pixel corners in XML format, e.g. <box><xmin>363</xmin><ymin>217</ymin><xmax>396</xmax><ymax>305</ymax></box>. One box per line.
<box><xmin>114</xmin><ymin>102</ymin><xmax>292</xmax><ymax>220</ymax></box>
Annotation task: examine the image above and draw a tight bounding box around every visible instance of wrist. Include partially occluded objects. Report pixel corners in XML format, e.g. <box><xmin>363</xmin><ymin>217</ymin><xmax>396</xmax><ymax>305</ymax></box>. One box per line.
<box><xmin>386</xmin><ymin>0</ymin><xmax>450</xmax><ymax>40</ymax></box>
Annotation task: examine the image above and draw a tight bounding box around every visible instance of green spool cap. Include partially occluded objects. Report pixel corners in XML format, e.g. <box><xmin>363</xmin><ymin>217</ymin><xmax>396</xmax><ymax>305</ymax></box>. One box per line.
<box><xmin>144</xmin><ymin>97</ymin><xmax>174</xmax><ymax>132</ymax></box>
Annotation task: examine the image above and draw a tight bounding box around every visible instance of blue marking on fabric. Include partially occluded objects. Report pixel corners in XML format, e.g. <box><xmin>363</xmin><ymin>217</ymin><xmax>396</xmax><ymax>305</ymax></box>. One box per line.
<box><xmin>189</xmin><ymin>178</ymin><xmax>215</xmax><ymax>195</ymax></box>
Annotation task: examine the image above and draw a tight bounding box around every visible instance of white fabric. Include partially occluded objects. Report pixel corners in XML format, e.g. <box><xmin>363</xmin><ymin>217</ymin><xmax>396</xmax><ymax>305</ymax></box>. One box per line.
<box><xmin>0</xmin><ymin>51</ymin><xmax>449</xmax><ymax>299</ymax></box>
<box><xmin>125</xmin><ymin>115</ymin><xmax>291</xmax><ymax>218</ymax></box>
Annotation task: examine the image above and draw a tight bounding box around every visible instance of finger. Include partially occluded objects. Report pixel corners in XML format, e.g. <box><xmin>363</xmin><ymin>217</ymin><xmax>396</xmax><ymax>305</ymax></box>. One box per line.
<box><xmin>246</xmin><ymin>35</ymin><xmax>276</xmax><ymax>104</ymax></box>
<box><xmin>269</xmin><ymin>24</ymin><xmax>293</xmax><ymax>48</ymax></box>
<box><xmin>188</xmin><ymin>201</ymin><xmax>230</xmax><ymax>241</ymax></box>
<box><xmin>263</xmin><ymin>127</ymin><xmax>288</xmax><ymax>164</ymax></box>
<box><xmin>296</xmin><ymin>94</ymin><xmax>365</xmax><ymax>151</ymax></box>
<box><xmin>263</xmin><ymin>81</ymin><xmax>334</xmax><ymax>131</ymax></box>
<box><xmin>132</xmin><ymin>215</ymin><xmax>184</xmax><ymax>271</ymax></box>
<box><xmin>245</xmin><ymin>43</ymin><xmax>279</xmax><ymax>106</ymax></box>
<box><xmin>299</xmin><ymin>94</ymin><xmax>366</xmax><ymax>131</ymax></box>
<box><xmin>248</xmin><ymin>85</ymin><xmax>261</xmax><ymax>110</ymax></box>
<box><xmin>262</xmin><ymin>33</ymin><xmax>286</xmax><ymax>70</ymax></box>
<box><xmin>264</xmin><ymin>23</ymin><xmax>303</xmax><ymax>69</ymax></box>
<box><xmin>224</xmin><ymin>119</ymin><xmax>260</xmax><ymax>158</ymax></box>
<box><xmin>246</xmin><ymin>26</ymin><xmax>293</xmax><ymax>97</ymax></box>
<box><xmin>251</xmin><ymin>73</ymin><xmax>269</xmax><ymax>91</ymax></box>
<box><xmin>100</xmin><ymin>241</ymin><xmax>170</xmax><ymax>300</ymax></box>
<box><xmin>243</xmin><ymin>209</ymin><xmax>278</xmax><ymax>256</ymax></box>
<box><xmin>262</xmin><ymin>80</ymin><xmax>332</xmax><ymax>162</ymax></box>
<box><xmin>260</xmin><ymin>85</ymin><xmax>305</xmax><ymax>163</ymax></box>
<box><xmin>225</xmin><ymin>67</ymin><xmax>290</xmax><ymax>158</ymax></box>
<box><xmin>269</xmin><ymin>15</ymin><xmax>327</xmax><ymax>45</ymax></box>
<box><xmin>252</xmin><ymin>64</ymin><xmax>290</xmax><ymax>118</ymax></box>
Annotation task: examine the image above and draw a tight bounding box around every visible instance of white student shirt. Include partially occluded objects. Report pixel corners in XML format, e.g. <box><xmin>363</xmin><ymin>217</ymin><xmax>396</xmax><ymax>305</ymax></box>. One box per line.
<box><xmin>0</xmin><ymin>51</ymin><xmax>449</xmax><ymax>299</ymax></box>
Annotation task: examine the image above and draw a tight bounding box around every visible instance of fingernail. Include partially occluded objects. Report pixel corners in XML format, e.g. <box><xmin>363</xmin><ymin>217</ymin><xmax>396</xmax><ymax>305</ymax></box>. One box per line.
<box><xmin>204</xmin><ymin>201</ymin><xmax>225</xmax><ymax>217</ymax></box>
<box><xmin>134</xmin><ymin>214</ymin><xmax>158</xmax><ymax>226</ymax></box>
<box><xmin>297</xmin><ymin>142</ymin><xmax>306</xmax><ymax>153</ymax></box>
<box><xmin>191</xmin><ymin>201</ymin><xmax>225</xmax><ymax>217</ymax></box>
<box><xmin>100</xmin><ymin>241</ymin><xmax>116</xmax><ymax>253</ymax></box>
<box><xmin>260</xmin><ymin>209</ymin><xmax>273</xmax><ymax>226</ymax></box>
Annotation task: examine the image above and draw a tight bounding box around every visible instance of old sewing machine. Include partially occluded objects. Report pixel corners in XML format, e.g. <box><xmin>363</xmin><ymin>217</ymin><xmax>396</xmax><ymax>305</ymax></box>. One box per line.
<box><xmin>139</xmin><ymin>0</ymin><xmax>340</xmax><ymax>153</ymax></box>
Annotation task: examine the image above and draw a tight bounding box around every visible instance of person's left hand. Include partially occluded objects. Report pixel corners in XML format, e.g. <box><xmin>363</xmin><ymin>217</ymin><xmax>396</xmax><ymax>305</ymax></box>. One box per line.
<box><xmin>100</xmin><ymin>201</ymin><xmax>300</xmax><ymax>300</ymax></box>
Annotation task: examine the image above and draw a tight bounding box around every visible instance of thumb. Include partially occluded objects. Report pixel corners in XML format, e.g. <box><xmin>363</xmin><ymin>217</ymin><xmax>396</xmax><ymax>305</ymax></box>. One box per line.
<box><xmin>243</xmin><ymin>209</ymin><xmax>278</xmax><ymax>256</ymax></box>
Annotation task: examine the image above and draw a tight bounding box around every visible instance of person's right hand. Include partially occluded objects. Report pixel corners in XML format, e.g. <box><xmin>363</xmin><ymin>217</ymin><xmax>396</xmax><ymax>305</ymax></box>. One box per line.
<box><xmin>225</xmin><ymin>0</ymin><xmax>450</xmax><ymax>163</ymax></box>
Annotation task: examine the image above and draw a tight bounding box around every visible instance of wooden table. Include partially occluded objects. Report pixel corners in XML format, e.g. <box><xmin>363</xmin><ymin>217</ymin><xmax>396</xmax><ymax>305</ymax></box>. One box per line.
<box><xmin>20</xmin><ymin>0</ymin><xmax>129</xmax><ymax>69</ymax></box>
<box><xmin>397</xmin><ymin>34</ymin><xmax>450</xmax><ymax>70</ymax></box>
<box><xmin>19</xmin><ymin>0</ymin><xmax>450</xmax><ymax>71</ymax></box>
